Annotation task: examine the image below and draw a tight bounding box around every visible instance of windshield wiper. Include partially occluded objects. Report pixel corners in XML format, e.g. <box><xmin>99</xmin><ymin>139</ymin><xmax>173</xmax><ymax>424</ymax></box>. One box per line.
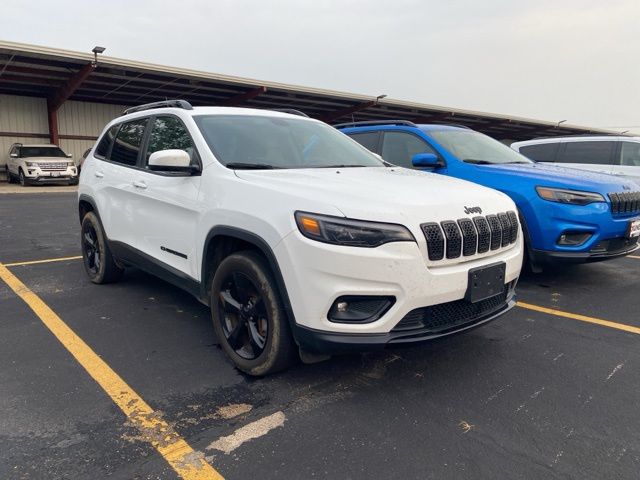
<box><xmin>462</xmin><ymin>159</ymin><xmax>494</xmax><ymax>165</ymax></box>
<box><xmin>225</xmin><ymin>162</ymin><xmax>279</xmax><ymax>170</ymax></box>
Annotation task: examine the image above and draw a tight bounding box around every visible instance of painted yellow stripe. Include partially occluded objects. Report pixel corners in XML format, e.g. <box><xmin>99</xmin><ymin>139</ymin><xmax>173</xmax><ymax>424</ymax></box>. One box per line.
<box><xmin>517</xmin><ymin>301</ymin><xmax>640</xmax><ymax>335</ymax></box>
<box><xmin>4</xmin><ymin>255</ymin><xmax>83</xmax><ymax>267</ymax></box>
<box><xmin>628</xmin><ymin>255</ymin><xmax>640</xmax><ymax>259</ymax></box>
<box><xmin>0</xmin><ymin>263</ymin><xmax>223</xmax><ymax>480</ymax></box>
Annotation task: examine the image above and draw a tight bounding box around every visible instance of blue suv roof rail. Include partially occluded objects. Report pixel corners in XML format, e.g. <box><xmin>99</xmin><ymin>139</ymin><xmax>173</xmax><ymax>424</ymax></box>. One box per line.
<box><xmin>122</xmin><ymin>100</ymin><xmax>193</xmax><ymax>116</ymax></box>
<box><xmin>333</xmin><ymin>119</ymin><xmax>417</xmax><ymax>129</ymax></box>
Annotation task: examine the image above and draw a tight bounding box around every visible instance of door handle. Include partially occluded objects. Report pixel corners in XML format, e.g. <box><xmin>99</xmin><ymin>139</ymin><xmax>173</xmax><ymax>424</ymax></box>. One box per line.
<box><xmin>133</xmin><ymin>180</ymin><xmax>148</xmax><ymax>189</ymax></box>
<box><xmin>94</xmin><ymin>171</ymin><xmax>104</xmax><ymax>178</ymax></box>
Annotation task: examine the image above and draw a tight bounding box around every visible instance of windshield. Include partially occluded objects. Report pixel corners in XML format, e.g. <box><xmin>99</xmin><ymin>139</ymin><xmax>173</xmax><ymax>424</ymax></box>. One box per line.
<box><xmin>20</xmin><ymin>146</ymin><xmax>67</xmax><ymax>158</ymax></box>
<box><xmin>194</xmin><ymin>115</ymin><xmax>384</xmax><ymax>169</ymax></box>
<box><xmin>425</xmin><ymin>129</ymin><xmax>533</xmax><ymax>165</ymax></box>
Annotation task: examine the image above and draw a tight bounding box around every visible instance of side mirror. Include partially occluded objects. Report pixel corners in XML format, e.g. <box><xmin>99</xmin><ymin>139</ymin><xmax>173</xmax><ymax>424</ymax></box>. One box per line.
<box><xmin>66</xmin><ymin>153</ymin><xmax>73</xmax><ymax>158</ymax></box>
<box><xmin>412</xmin><ymin>152</ymin><xmax>440</xmax><ymax>168</ymax></box>
<box><xmin>10</xmin><ymin>153</ymin><xmax>18</xmax><ymax>158</ymax></box>
<box><xmin>148</xmin><ymin>149</ymin><xmax>192</xmax><ymax>171</ymax></box>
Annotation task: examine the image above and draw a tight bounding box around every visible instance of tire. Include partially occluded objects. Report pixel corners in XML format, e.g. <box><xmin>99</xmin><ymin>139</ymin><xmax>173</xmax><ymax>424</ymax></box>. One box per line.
<box><xmin>6</xmin><ymin>167</ymin><xmax>15</xmax><ymax>184</ymax></box>
<box><xmin>210</xmin><ymin>251</ymin><xmax>296</xmax><ymax>376</ymax></box>
<box><xmin>18</xmin><ymin>168</ymin><xmax>27</xmax><ymax>186</ymax></box>
<box><xmin>81</xmin><ymin>212</ymin><xmax>124</xmax><ymax>284</ymax></box>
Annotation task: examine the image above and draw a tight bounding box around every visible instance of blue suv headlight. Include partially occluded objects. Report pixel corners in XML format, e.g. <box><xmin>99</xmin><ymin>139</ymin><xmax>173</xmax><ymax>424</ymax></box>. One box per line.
<box><xmin>536</xmin><ymin>187</ymin><xmax>605</xmax><ymax>206</ymax></box>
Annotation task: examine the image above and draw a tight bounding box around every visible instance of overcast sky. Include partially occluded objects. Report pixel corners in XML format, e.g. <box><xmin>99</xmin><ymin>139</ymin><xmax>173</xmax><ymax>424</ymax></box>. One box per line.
<box><xmin>4</xmin><ymin>0</ymin><xmax>639</xmax><ymax>130</ymax></box>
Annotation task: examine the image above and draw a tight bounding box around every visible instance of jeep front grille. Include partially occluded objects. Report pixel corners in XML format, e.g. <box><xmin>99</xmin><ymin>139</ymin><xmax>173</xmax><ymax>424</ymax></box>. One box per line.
<box><xmin>422</xmin><ymin>211</ymin><xmax>518</xmax><ymax>262</ymax></box>
<box><xmin>608</xmin><ymin>191</ymin><xmax>640</xmax><ymax>216</ymax></box>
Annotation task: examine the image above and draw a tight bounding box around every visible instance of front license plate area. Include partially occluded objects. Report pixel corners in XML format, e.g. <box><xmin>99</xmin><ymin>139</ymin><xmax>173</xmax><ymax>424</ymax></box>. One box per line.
<box><xmin>627</xmin><ymin>219</ymin><xmax>640</xmax><ymax>238</ymax></box>
<box><xmin>466</xmin><ymin>262</ymin><xmax>506</xmax><ymax>303</ymax></box>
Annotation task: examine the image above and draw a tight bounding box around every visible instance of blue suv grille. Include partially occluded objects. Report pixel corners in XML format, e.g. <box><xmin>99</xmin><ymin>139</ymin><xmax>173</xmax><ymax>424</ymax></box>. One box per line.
<box><xmin>608</xmin><ymin>192</ymin><xmax>640</xmax><ymax>215</ymax></box>
<box><xmin>422</xmin><ymin>211</ymin><xmax>518</xmax><ymax>262</ymax></box>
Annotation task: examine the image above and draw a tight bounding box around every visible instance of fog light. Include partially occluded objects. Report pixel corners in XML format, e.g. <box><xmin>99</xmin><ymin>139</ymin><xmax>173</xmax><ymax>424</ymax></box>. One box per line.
<box><xmin>557</xmin><ymin>232</ymin><xmax>592</xmax><ymax>246</ymax></box>
<box><xmin>328</xmin><ymin>296</ymin><xmax>395</xmax><ymax>324</ymax></box>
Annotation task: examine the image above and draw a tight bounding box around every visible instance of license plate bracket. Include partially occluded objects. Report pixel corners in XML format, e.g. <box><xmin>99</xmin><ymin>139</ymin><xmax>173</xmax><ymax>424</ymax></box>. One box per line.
<box><xmin>466</xmin><ymin>262</ymin><xmax>506</xmax><ymax>303</ymax></box>
<box><xmin>627</xmin><ymin>219</ymin><xmax>640</xmax><ymax>238</ymax></box>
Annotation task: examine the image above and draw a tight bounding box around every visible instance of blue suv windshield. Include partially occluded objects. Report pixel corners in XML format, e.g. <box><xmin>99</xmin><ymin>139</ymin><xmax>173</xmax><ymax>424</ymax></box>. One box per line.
<box><xmin>195</xmin><ymin>115</ymin><xmax>384</xmax><ymax>169</ymax></box>
<box><xmin>426</xmin><ymin>129</ymin><xmax>532</xmax><ymax>165</ymax></box>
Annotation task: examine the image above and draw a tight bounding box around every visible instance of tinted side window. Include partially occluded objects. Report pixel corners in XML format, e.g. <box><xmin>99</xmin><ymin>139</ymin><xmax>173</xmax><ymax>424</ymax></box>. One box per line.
<box><xmin>519</xmin><ymin>143</ymin><xmax>559</xmax><ymax>162</ymax></box>
<box><xmin>146</xmin><ymin>116</ymin><xmax>197</xmax><ymax>167</ymax></box>
<box><xmin>110</xmin><ymin>119</ymin><xmax>148</xmax><ymax>166</ymax></box>
<box><xmin>559</xmin><ymin>141</ymin><xmax>615</xmax><ymax>165</ymax></box>
<box><xmin>381</xmin><ymin>131</ymin><xmax>436</xmax><ymax>168</ymax></box>
<box><xmin>348</xmin><ymin>132</ymin><xmax>380</xmax><ymax>153</ymax></box>
<box><xmin>618</xmin><ymin>141</ymin><xmax>640</xmax><ymax>167</ymax></box>
<box><xmin>95</xmin><ymin>125</ymin><xmax>119</xmax><ymax>159</ymax></box>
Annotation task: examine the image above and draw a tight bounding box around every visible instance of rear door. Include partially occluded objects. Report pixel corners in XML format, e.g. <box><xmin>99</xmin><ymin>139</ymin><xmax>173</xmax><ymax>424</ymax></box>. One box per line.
<box><xmin>128</xmin><ymin>115</ymin><xmax>203</xmax><ymax>279</ymax></box>
<box><xmin>92</xmin><ymin>118</ymin><xmax>149</xmax><ymax>250</ymax></box>
<box><xmin>555</xmin><ymin>140</ymin><xmax>616</xmax><ymax>174</ymax></box>
<box><xmin>611</xmin><ymin>140</ymin><xmax>640</xmax><ymax>186</ymax></box>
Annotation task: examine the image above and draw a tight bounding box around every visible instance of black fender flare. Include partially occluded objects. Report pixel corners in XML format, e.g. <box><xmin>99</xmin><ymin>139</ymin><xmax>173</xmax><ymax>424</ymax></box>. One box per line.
<box><xmin>201</xmin><ymin>226</ymin><xmax>299</xmax><ymax>337</ymax></box>
<box><xmin>78</xmin><ymin>194</ymin><xmax>101</xmax><ymax>225</ymax></box>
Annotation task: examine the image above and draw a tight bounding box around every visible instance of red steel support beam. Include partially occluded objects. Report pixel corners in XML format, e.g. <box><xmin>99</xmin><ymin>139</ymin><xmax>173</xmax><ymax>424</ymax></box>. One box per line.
<box><xmin>49</xmin><ymin>62</ymin><xmax>95</xmax><ymax>111</ymax></box>
<box><xmin>220</xmin><ymin>86</ymin><xmax>267</xmax><ymax>106</ymax></box>
<box><xmin>46</xmin><ymin>62</ymin><xmax>95</xmax><ymax>145</ymax></box>
<box><xmin>47</xmin><ymin>100</ymin><xmax>59</xmax><ymax>144</ymax></box>
<box><xmin>319</xmin><ymin>100</ymin><xmax>376</xmax><ymax>123</ymax></box>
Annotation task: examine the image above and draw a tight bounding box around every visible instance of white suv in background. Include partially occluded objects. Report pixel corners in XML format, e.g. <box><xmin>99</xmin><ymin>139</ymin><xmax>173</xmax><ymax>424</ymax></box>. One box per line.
<box><xmin>79</xmin><ymin>100</ymin><xmax>523</xmax><ymax>375</ymax></box>
<box><xmin>512</xmin><ymin>136</ymin><xmax>640</xmax><ymax>186</ymax></box>
<box><xmin>7</xmin><ymin>143</ymin><xmax>78</xmax><ymax>185</ymax></box>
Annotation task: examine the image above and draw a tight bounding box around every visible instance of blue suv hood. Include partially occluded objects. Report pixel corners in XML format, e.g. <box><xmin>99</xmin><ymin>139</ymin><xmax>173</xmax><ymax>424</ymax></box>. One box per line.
<box><xmin>476</xmin><ymin>162</ymin><xmax>635</xmax><ymax>193</ymax></box>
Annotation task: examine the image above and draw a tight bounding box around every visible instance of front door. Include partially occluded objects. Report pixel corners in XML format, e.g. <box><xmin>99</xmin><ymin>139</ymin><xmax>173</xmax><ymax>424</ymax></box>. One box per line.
<box><xmin>128</xmin><ymin>115</ymin><xmax>203</xmax><ymax>280</ymax></box>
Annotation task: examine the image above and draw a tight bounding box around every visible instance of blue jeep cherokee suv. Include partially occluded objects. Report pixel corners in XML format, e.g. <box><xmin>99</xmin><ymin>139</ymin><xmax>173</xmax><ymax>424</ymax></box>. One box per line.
<box><xmin>339</xmin><ymin>121</ymin><xmax>640</xmax><ymax>270</ymax></box>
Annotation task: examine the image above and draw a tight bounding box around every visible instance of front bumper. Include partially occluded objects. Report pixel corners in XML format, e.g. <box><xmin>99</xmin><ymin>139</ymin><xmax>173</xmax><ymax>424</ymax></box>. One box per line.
<box><xmin>531</xmin><ymin>236</ymin><xmax>640</xmax><ymax>264</ymax></box>
<box><xmin>294</xmin><ymin>290</ymin><xmax>517</xmax><ymax>353</ymax></box>
<box><xmin>523</xmin><ymin>200</ymin><xmax>640</xmax><ymax>262</ymax></box>
<box><xmin>24</xmin><ymin>166</ymin><xmax>77</xmax><ymax>183</ymax></box>
<box><xmin>275</xmin><ymin>230</ymin><xmax>522</xmax><ymax>345</ymax></box>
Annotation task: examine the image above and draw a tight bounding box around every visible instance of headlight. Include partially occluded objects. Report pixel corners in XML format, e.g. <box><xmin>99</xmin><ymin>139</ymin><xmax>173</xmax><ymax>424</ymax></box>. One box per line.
<box><xmin>295</xmin><ymin>211</ymin><xmax>415</xmax><ymax>247</ymax></box>
<box><xmin>536</xmin><ymin>187</ymin><xmax>604</xmax><ymax>205</ymax></box>
<box><xmin>25</xmin><ymin>161</ymin><xmax>35</xmax><ymax>167</ymax></box>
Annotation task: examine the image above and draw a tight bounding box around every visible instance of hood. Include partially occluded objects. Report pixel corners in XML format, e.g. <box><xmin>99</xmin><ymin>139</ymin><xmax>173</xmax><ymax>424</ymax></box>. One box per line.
<box><xmin>478</xmin><ymin>162</ymin><xmax>636</xmax><ymax>193</ymax></box>
<box><xmin>235</xmin><ymin>167</ymin><xmax>515</xmax><ymax>224</ymax></box>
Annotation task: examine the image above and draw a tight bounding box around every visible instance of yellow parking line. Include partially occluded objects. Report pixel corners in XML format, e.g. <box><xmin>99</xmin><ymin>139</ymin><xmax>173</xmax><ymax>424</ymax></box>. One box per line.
<box><xmin>517</xmin><ymin>301</ymin><xmax>640</xmax><ymax>335</ymax></box>
<box><xmin>0</xmin><ymin>263</ymin><xmax>223</xmax><ymax>480</ymax></box>
<box><xmin>628</xmin><ymin>255</ymin><xmax>640</xmax><ymax>260</ymax></box>
<box><xmin>4</xmin><ymin>255</ymin><xmax>83</xmax><ymax>267</ymax></box>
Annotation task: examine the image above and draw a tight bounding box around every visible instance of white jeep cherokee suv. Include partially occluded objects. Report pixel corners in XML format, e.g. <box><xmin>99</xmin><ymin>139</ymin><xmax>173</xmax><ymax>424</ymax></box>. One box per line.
<box><xmin>7</xmin><ymin>143</ymin><xmax>78</xmax><ymax>185</ymax></box>
<box><xmin>78</xmin><ymin>100</ymin><xmax>523</xmax><ymax>375</ymax></box>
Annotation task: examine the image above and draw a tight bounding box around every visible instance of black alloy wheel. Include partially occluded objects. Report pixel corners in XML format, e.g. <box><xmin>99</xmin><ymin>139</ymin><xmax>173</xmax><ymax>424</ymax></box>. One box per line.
<box><xmin>82</xmin><ymin>221</ymin><xmax>101</xmax><ymax>276</ymax></box>
<box><xmin>211</xmin><ymin>251</ymin><xmax>296</xmax><ymax>375</ymax></box>
<box><xmin>218</xmin><ymin>271</ymin><xmax>269</xmax><ymax>360</ymax></box>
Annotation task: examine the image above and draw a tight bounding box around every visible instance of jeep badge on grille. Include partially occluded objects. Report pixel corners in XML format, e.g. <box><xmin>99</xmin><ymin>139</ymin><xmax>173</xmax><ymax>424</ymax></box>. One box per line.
<box><xmin>464</xmin><ymin>206</ymin><xmax>482</xmax><ymax>215</ymax></box>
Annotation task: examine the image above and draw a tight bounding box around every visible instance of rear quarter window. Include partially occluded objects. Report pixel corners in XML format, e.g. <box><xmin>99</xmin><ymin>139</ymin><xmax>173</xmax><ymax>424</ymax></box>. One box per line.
<box><xmin>95</xmin><ymin>125</ymin><xmax>119</xmax><ymax>159</ymax></box>
<box><xmin>519</xmin><ymin>143</ymin><xmax>559</xmax><ymax>162</ymax></box>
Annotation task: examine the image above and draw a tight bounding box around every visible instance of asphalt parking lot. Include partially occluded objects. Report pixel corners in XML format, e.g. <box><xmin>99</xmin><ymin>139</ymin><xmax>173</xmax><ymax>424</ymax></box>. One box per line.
<box><xmin>1</xmin><ymin>192</ymin><xmax>639</xmax><ymax>480</ymax></box>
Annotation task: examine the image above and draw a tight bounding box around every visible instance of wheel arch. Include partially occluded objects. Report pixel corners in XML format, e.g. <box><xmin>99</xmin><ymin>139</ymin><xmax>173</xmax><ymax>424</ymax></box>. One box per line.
<box><xmin>201</xmin><ymin>226</ymin><xmax>298</xmax><ymax>334</ymax></box>
<box><xmin>78</xmin><ymin>194</ymin><xmax>100</xmax><ymax>225</ymax></box>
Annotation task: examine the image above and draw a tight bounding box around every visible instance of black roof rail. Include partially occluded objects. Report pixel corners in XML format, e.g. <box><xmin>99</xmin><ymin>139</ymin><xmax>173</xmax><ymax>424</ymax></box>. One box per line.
<box><xmin>270</xmin><ymin>108</ymin><xmax>309</xmax><ymax>118</ymax></box>
<box><xmin>122</xmin><ymin>100</ymin><xmax>193</xmax><ymax>116</ymax></box>
<box><xmin>430</xmin><ymin>122</ymin><xmax>472</xmax><ymax>130</ymax></box>
<box><xmin>333</xmin><ymin>119</ymin><xmax>417</xmax><ymax>129</ymax></box>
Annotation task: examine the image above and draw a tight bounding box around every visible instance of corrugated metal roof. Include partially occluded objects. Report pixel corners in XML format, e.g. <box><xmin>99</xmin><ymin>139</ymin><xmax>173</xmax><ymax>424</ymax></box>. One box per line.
<box><xmin>0</xmin><ymin>39</ymin><xmax>622</xmax><ymax>141</ymax></box>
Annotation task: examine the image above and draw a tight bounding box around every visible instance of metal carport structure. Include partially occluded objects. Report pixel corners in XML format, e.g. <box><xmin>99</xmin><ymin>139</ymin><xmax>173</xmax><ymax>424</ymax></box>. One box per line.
<box><xmin>0</xmin><ymin>39</ymin><xmax>619</xmax><ymax>147</ymax></box>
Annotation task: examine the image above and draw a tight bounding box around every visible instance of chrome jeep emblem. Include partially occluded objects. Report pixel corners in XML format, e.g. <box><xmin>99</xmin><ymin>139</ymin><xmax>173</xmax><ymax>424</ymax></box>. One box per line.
<box><xmin>464</xmin><ymin>206</ymin><xmax>482</xmax><ymax>215</ymax></box>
